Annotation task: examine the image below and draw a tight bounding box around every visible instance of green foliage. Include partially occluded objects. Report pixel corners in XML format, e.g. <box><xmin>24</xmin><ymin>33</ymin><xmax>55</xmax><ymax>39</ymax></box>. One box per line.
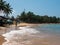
<box><xmin>0</xmin><ymin>0</ymin><xmax>12</xmax><ymax>17</ymax></box>
<box><xmin>17</xmin><ymin>11</ymin><xmax>60</xmax><ymax>23</ymax></box>
<box><xmin>0</xmin><ymin>0</ymin><xmax>12</xmax><ymax>26</ymax></box>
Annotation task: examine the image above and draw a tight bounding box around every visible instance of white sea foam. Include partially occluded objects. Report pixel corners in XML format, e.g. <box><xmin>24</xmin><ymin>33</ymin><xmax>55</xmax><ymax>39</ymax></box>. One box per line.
<box><xmin>2</xmin><ymin>26</ymin><xmax>40</xmax><ymax>45</ymax></box>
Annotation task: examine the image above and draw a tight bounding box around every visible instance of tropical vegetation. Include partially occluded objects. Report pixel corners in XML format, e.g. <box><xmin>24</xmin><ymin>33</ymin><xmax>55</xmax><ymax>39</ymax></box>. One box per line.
<box><xmin>0</xmin><ymin>0</ymin><xmax>12</xmax><ymax>26</ymax></box>
<box><xmin>16</xmin><ymin>11</ymin><xmax>60</xmax><ymax>23</ymax></box>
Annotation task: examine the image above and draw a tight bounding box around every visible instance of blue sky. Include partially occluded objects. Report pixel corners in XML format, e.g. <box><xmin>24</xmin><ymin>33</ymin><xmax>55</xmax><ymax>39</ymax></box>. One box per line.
<box><xmin>4</xmin><ymin>0</ymin><xmax>60</xmax><ymax>17</ymax></box>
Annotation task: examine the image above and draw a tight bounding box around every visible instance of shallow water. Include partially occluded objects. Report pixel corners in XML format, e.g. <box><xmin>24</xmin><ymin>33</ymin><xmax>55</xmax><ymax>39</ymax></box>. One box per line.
<box><xmin>35</xmin><ymin>24</ymin><xmax>60</xmax><ymax>35</ymax></box>
<box><xmin>2</xmin><ymin>24</ymin><xmax>60</xmax><ymax>45</ymax></box>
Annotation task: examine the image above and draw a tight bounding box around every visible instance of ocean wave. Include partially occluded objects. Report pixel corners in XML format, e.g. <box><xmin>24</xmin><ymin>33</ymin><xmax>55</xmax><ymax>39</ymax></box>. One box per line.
<box><xmin>2</xmin><ymin>26</ymin><xmax>40</xmax><ymax>45</ymax></box>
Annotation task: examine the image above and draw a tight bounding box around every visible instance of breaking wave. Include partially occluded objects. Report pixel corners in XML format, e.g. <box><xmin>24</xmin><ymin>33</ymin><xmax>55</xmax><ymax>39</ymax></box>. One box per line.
<box><xmin>2</xmin><ymin>26</ymin><xmax>40</xmax><ymax>45</ymax></box>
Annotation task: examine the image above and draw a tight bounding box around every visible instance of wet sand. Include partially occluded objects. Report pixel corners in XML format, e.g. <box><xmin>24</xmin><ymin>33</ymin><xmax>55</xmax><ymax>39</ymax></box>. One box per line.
<box><xmin>0</xmin><ymin>27</ymin><xmax>7</xmax><ymax>45</ymax></box>
<box><xmin>0</xmin><ymin>34</ymin><xmax>60</xmax><ymax>45</ymax></box>
<box><xmin>1</xmin><ymin>35</ymin><xmax>60</xmax><ymax>45</ymax></box>
<box><xmin>0</xmin><ymin>35</ymin><xmax>5</xmax><ymax>45</ymax></box>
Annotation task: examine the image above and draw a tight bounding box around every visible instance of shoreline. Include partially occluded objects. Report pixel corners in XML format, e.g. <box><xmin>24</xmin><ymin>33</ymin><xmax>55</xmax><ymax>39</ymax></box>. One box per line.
<box><xmin>0</xmin><ymin>23</ymin><xmax>60</xmax><ymax>45</ymax></box>
<box><xmin>0</xmin><ymin>23</ymin><xmax>41</xmax><ymax>45</ymax></box>
<box><xmin>17</xmin><ymin>23</ymin><xmax>60</xmax><ymax>27</ymax></box>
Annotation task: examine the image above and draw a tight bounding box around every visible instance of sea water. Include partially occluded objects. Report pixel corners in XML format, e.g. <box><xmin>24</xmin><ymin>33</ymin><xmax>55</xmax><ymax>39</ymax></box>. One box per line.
<box><xmin>36</xmin><ymin>24</ymin><xmax>60</xmax><ymax>35</ymax></box>
<box><xmin>35</xmin><ymin>24</ymin><xmax>60</xmax><ymax>45</ymax></box>
<box><xmin>2</xmin><ymin>24</ymin><xmax>60</xmax><ymax>45</ymax></box>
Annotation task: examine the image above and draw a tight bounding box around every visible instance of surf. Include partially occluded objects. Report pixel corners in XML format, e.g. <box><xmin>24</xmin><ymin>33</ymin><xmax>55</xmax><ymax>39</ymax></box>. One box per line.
<box><xmin>2</xmin><ymin>26</ymin><xmax>40</xmax><ymax>45</ymax></box>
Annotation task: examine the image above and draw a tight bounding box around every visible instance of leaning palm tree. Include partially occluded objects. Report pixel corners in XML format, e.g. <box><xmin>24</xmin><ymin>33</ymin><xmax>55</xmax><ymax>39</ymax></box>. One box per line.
<box><xmin>0</xmin><ymin>0</ymin><xmax>12</xmax><ymax>26</ymax></box>
<box><xmin>0</xmin><ymin>0</ymin><xmax>5</xmax><ymax>11</ymax></box>
<box><xmin>0</xmin><ymin>0</ymin><xmax>12</xmax><ymax>17</ymax></box>
<box><xmin>4</xmin><ymin>3</ymin><xmax>12</xmax><ymax>18</ymax></box>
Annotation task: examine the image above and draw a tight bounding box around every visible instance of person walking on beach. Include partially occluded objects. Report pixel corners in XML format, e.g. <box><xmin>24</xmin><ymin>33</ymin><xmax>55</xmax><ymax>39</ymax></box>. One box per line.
<box><xmin>15</xmin><ymin>19</ymin><xmax>18</xmax><ymax>29</ymax></box>
<box><xmin>13</xmin><ymin>19</ymin><xmax>18</xmax><ymax>29</ymax></box>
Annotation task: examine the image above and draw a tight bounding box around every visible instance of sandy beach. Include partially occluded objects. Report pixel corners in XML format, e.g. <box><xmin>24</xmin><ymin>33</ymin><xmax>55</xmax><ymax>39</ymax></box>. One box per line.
<box><xmin>0</xmin><ymin>23</ymin><xmax>60</xmax><ymax>45</ymax></box>
<box><xmin>0</xmin><ymin>35</ymin><xmax>60</xmax><ymax>45</ymax></box>
<box><xmin>0</xmin><ymin>35</ymin><xmax>5</xmax><ymax>45</ymax></box>
<box><xmin>0</xmin><ymin>35</ymin><xmax>48</xmax><ymax>45</ymax></box>
<box><xmin>0</xmin><ymin>23</ymin><xmax>39</xmax><ymax>45</ymax></box>
<box><xmin>0</xmin><ymin>27</ymin><xmax>7</xmax><ymax>45</ymax></box>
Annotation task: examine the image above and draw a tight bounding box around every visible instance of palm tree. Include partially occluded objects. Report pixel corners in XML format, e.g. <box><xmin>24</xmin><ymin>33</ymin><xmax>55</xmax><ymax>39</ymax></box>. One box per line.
<box><xmin>0</xmin><ymin>0</ymin><xmax>12</xmax><ymax>17</ymax></box>
<box><xmin>0</xmin><ymin>0</ymin><xmax>12</xmax><ymax>26</ymax></box>
<box><xmin>4</xmin><ymin>3</ymin><xmax>12</xmax><ymax>18</ymax></box>
<box><xmin>0</xmin><ymin>0</ymin><xmax>6</xmax><ymax>10</ymax></box>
